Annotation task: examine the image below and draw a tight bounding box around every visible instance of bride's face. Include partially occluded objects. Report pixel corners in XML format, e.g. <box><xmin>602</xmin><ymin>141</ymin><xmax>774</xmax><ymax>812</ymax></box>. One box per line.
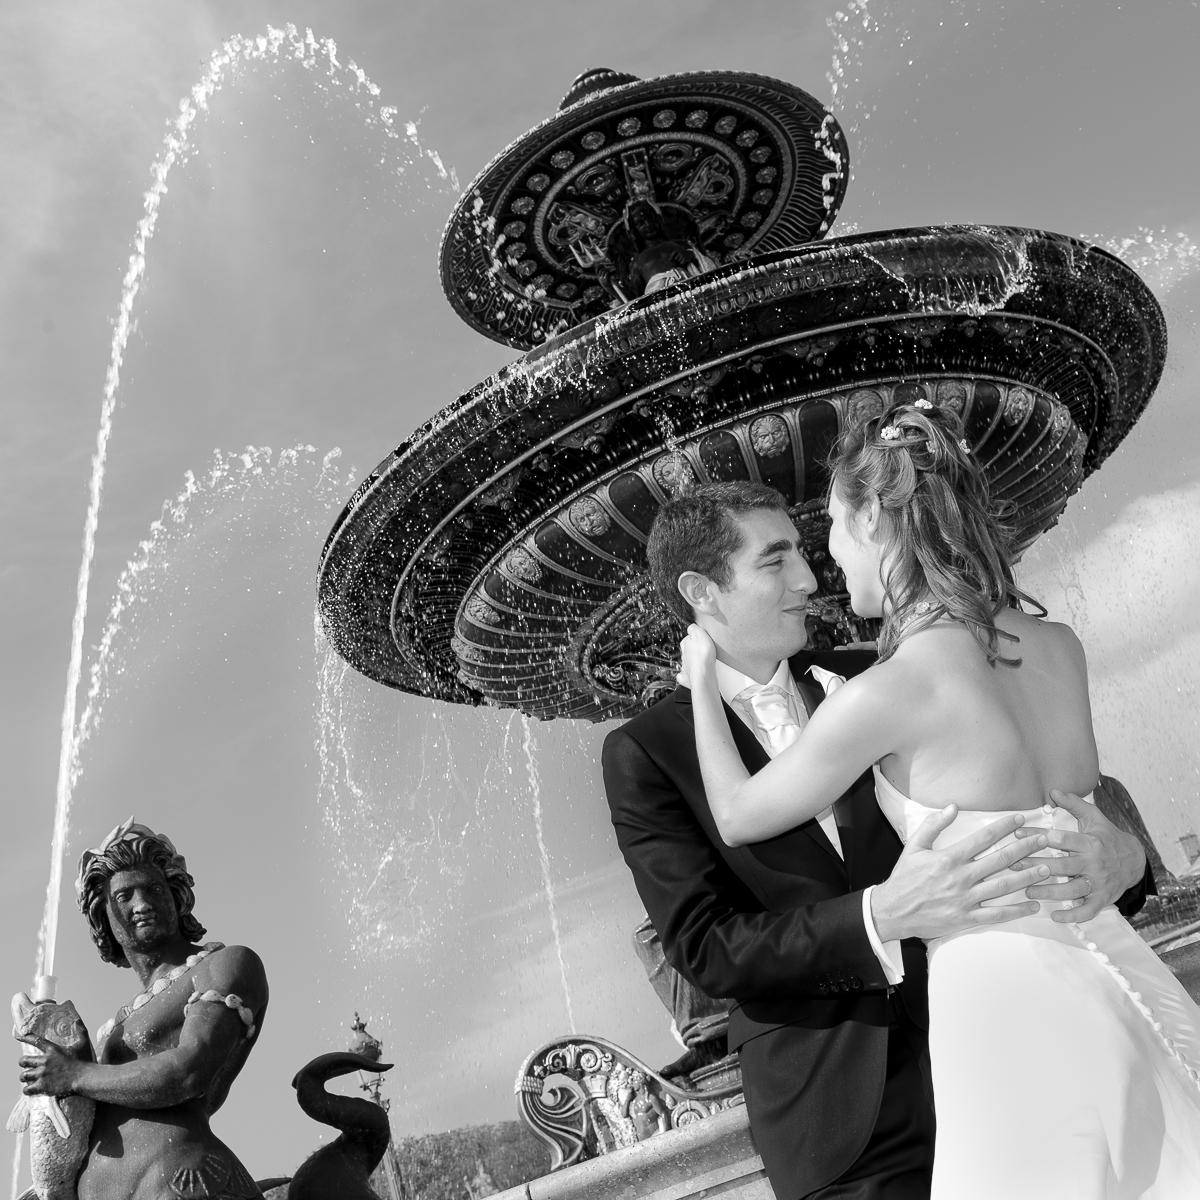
<box><xmin>827</xmin><ymin>484</ymin><xmax>887</xmax><ymax>618</ymax></box>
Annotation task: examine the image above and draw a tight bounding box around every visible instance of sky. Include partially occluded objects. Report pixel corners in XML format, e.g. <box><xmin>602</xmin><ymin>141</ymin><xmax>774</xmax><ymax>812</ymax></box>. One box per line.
<box><xmin>2</xmin><ymin>0</ymin><xmax>1199</xmax><ymax>1188</ymax></box>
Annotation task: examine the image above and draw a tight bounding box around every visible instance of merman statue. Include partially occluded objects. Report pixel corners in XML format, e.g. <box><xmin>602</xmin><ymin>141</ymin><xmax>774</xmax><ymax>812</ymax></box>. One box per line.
<box><xmin>16</xmin><ymin>818</ymin><xmax>267</xmax><ymax>1200</ymax></box>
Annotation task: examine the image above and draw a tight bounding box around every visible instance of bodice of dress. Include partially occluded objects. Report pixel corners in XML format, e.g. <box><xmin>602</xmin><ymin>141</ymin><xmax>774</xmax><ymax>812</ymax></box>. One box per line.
<box><xmin>871</xmin><ymin>765</ymin><xmax>1089</xmax><ymax>914</ymax></box>
<box><xmin>868</xmin><ymin>775</ymin><xmax>1200</xmax><ymax>1199</ymax></box>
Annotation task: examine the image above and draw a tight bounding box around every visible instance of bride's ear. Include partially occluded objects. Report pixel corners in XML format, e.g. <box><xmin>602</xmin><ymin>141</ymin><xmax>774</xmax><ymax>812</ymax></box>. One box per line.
<box><xmin>859</xmin><ymin>494</ymin><xmax>884</xmax><ymax>541</ymax></box>
<box><xmin>677</xmin><ymin>570</ymin><xmax>718</xmax><ymax>615</ymax></box>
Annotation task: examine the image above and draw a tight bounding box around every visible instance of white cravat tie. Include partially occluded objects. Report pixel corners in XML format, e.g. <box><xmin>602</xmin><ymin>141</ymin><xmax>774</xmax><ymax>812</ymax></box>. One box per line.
<box><xmin>736</xmin><ymin>683</ymin><xmax>804</xmax><ymax>756</ymax></box>
<box><xmin>734</xmin><ymin>681</ymin><xmax>840</xmax><ymax>854</ymax></box>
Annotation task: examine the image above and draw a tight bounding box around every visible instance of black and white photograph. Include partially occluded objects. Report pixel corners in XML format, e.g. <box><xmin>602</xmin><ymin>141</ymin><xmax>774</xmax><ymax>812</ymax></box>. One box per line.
<box><xmin>3</xmin><ymin>2</ymin><xmax>1199</xmax><ymax>1197</ymax></box>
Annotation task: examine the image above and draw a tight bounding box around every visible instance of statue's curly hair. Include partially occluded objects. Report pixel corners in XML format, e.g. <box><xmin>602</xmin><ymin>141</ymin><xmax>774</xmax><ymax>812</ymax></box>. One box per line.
<box><xmin>77</xmin><ymin>832</ymin><xmax>206</xmax><ymax>967</ymax></box>
<box><xmin>830</xmin><ymin>401</ymin><xmax>1043</xmax><ymax>666</ymax></box>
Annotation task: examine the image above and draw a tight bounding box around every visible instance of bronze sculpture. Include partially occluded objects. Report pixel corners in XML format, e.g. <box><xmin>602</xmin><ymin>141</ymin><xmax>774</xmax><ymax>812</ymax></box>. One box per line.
<box><xmin>17</xmin><ymin>819</ymin><xmax>267</xmax><ymax>1200</ymax></box>
<box><xmin>286</xmin><ymin>1051</ymin><xmax>395</xmax><ymax>1200</ymax></box>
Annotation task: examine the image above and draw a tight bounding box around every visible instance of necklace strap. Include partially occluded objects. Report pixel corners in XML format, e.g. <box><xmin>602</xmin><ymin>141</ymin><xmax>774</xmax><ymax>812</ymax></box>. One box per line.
<box><xmin>104</xmin><ymin>942</ymin><xmax>227</xmax><ymax>1035</ymax></box>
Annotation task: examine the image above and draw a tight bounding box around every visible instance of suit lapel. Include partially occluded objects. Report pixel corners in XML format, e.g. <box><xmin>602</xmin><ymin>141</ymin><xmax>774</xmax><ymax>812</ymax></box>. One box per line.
<box><xmin>674</xmin><ymin>687</ymin><xmax>769</xmax><ymax>771</ymax></box>
<box><xmin>789</xmin><ymin>660</ymin><xmax>851</xmax><ymax>873</ymax></box>
<box><xmin>833</xmin><ymin>789</ymin><xmax>857</xmax><ymax>881</ymax></box>
<box><xmin>674</xmin><ymin>684</ymin><xmax>845</xmax><ymax>873</ymax></box>
<box><xmin>793</xmin><ymin>672</ymin><xmax>823</xmax><ymax>720</ymax></box>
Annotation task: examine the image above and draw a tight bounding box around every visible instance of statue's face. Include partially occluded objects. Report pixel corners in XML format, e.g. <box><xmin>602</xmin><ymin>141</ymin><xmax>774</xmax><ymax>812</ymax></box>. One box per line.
<box><xmin>104</xmin><ymin>864</ymin><xmax>180</xmax><ymax>956</ymax></box>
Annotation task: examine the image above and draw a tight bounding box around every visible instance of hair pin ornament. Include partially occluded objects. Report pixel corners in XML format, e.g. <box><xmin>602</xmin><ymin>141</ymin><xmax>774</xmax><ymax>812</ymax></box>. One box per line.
<box><xmin>880</xmin><ymin>425</ymin><xmax>901</xmax><ymax>441</ymax></box>
<box><xmin>913</xmin><ymin>398</ymin><xmax>934</xmax><ymax>409</ymax></box>
<box><xmin>959</xmin><ymin>439</ymin><xmax>971</xmax><ymax>453</ymax></box>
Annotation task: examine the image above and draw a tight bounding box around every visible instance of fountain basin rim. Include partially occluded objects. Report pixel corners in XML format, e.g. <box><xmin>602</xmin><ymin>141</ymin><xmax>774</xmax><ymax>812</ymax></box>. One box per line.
<box><xmin>385</xmin><ymin>326</ymin><xmax>1112</xmax><ymax>619</ymax></box>
<box><xmin>320</xmin><ymin>224</ymin><xmax>1133</xmax><ymax>590</ymax></box>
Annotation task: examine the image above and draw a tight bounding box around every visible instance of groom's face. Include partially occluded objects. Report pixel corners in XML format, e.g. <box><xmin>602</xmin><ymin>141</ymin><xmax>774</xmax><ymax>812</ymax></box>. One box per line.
<box><xmin>703</xmin><ymin>507</ymin><xmax>818</xmax><ymax>664</ymax></box>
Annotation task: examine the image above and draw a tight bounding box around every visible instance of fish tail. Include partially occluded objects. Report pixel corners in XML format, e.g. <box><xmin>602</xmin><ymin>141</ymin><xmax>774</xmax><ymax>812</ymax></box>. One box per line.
<box><xmin>5</xmin><ymin>1094</ymin><xmax>29</xmax><ymax>1133</ymax></box>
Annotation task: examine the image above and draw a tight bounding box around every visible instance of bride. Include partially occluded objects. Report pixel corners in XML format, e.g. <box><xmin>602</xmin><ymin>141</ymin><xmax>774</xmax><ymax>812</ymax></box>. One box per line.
<box><xmin>680</xmin><ymin>400</ymin><xmax>1200</xmax><ymax>1199</ymax></box>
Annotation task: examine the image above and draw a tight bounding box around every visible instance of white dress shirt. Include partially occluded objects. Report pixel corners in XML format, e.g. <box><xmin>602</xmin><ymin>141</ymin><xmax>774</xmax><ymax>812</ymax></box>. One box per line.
<box><xmin>714</xmin><ymin>658</ymin><xmax>905</xmax><ymax>985</ymax></box>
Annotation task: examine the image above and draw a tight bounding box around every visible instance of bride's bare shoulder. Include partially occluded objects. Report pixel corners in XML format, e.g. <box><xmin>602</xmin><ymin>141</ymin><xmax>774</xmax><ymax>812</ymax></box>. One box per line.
<box><xmin>1000</xmin><ymin>606</ymin><xmax>1086</xmax><ymax>664</ymax></box>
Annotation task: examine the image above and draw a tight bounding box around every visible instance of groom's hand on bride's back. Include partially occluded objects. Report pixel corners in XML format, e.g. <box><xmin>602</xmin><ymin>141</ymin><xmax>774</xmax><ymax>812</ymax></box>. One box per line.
<box><xmin>869</xmin><ymin>808</ymin><xmax>1052</xmax><ymax>943</ymax></box>
<box><xmin>1010</xmin><ymin>789</ymin><xmax>1149</xmax><ymax>924</ymax></box>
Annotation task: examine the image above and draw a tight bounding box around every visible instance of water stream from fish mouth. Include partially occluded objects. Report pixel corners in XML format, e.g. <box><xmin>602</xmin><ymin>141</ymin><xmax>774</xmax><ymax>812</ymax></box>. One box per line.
<box><xmin>15</xmin><ymin>22</ymin><xmax>455</xmax><ymax>1197</ymax></box>
<box><xmin>32</xmin><ymin>25</ymin><xmax>451</xmax><ymax>992</ymax></box>
<box><xmin>522</xmin><ymin>715</ymin><xmax>578</xmax><ymax>1035</ymax></box>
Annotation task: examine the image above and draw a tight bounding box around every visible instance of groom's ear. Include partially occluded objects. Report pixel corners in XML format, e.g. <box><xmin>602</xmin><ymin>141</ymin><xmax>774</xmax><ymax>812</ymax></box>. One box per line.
<box><xmin>677</xmin><ymin>570</ymin><xmax>718</xmax><ymax>616</ymax></box>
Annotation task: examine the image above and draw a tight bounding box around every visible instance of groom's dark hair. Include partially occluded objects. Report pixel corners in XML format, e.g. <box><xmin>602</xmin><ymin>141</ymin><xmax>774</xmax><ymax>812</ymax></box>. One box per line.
<box><xmin>647</xmin><ymin>481</ymin><xmax>791</xmax><ymax>623</ymax></box>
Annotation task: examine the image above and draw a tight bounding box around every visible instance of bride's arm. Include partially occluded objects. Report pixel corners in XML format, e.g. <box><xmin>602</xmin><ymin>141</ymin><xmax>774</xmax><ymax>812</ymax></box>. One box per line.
<box><xmin>682</xmin><ymin>626</ymin><xmax>903</xmax><ymax>847</ymax></box>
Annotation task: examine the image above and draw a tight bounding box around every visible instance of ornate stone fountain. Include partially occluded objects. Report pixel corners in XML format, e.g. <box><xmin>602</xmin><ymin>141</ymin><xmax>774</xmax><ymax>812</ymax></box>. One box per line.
<box><xmin>315</xmin><ymin>67</ymin><xmax>1172</xmax><ymax>1199</ymax></box>
<box><xmin>317</xmin><ymin>69</ymin><xmax>1164</xmax><ymax>725</ymax></box>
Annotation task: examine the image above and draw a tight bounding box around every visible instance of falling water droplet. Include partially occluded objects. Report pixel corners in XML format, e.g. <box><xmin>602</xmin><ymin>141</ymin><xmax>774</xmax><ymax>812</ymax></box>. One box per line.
<box><xmin>521</xmin><ymin>714</ymin><xmax>577</xmax><ymax>1034</ymax></box>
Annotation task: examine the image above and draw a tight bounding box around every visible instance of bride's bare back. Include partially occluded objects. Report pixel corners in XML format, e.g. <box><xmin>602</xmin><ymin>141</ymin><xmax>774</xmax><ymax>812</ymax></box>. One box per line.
<box><xmin>876</xmin><ymin>606</ymin><xmax>1100</xmax><ymax>811</ymax></box>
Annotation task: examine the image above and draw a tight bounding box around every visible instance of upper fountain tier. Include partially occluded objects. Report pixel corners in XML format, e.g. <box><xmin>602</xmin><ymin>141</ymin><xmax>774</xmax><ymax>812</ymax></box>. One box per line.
<box><xmin>439</xmin><ymin>68</ymin><xmax>849</xmax><ymax>349</ymax></box>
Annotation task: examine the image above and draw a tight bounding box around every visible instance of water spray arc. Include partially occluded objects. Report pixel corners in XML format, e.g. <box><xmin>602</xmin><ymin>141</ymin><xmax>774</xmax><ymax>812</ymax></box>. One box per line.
<box><xmin>31</xmin><ymin>24</ymin><xmax>454</xmax><ymax>1002</ymax></box>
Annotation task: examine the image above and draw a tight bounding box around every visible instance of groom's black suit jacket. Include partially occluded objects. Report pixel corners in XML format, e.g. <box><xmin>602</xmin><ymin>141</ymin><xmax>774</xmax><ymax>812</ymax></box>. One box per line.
<box><xmin>603</xmin><ymin>648</ymin><xmax>924</xmax><ymax>1197</ymax></box>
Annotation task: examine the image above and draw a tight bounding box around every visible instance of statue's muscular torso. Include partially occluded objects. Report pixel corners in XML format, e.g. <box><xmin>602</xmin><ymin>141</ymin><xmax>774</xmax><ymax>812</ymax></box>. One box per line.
<box><xmin>79</xmin><ymin>945</ymin><xmax>267</xmax><ymax>1200</ymax></box>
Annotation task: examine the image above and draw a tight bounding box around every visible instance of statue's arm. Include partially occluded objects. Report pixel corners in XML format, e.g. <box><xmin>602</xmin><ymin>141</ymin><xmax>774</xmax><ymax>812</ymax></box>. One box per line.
<box><xmin>21</xmin><ymin>947</ymin><xmax>267</xmax><ymax>1108</ymax></box>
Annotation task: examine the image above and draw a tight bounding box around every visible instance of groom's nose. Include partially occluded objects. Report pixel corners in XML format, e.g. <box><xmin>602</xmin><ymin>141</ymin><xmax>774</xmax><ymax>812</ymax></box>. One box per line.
<box><xmin>789</xmin><ymin>554</ymin><xmax>818</xmax><ymax>597</ymax></box>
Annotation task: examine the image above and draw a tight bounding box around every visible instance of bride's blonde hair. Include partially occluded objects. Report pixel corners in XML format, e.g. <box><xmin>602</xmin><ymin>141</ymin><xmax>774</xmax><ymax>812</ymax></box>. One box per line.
<box><xmin>830</xmin><ymin>400</ymin><xmax>1042</xmax><ymax>665</ymax></box>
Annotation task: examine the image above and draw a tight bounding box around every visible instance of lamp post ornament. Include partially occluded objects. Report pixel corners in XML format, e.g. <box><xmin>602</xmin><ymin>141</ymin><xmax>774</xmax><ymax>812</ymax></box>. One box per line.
<box><xmin>348</xmin><ymin>1013</ymin><xmax>406</xmax><ymax>1200</ymax></box>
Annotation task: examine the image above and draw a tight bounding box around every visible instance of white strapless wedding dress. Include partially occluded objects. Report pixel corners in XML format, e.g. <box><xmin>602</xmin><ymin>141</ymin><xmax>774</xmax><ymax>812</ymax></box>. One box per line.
<box><xmin>873</xmin><ymin>768</ymin><xmax>1200</xmax><ymax>1199</ymax></box>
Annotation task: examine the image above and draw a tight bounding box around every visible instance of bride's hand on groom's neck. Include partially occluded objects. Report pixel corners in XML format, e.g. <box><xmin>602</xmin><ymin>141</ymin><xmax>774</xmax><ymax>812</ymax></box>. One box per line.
<box><xmin>677</xmin><ymin>623</ymin><xmax>718</xmax><ymax>691</ymax></box>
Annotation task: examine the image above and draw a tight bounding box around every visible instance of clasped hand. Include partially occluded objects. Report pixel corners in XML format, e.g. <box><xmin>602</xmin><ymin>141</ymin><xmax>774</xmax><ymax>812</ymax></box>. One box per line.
<box><xmin>17</xmin><ymin>1037</ymin><xmax>81</xmax><ymax>1097</ymax></box>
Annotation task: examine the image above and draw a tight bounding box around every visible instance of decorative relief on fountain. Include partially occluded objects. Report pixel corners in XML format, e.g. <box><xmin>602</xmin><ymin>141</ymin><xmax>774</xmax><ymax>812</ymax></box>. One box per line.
<box><xmin>568</xmin><ymin>497</ymin><xmax>612</xmax><ymax>538</ymax></box>
<box><xmin>514</xmin><ymin>1036</ymin><xmax>743</xmax><ymax>1172</ymax></box>
<box><xmin>749</xmin><ymin>413</ymin><xmax>789</xmax><ymax>457</ymax></box>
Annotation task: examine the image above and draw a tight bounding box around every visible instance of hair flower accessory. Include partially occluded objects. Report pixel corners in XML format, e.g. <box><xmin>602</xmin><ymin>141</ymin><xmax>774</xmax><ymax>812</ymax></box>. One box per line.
<box><xmin>913</xmin><ymin>398</ymin><xmax>934</xmax><ymax>409</ymax></box>
<box><xmin>880</xmin><ymin>425</ymin><xmax>901</xmax><ymax>441</ymax></box>
<box><xmin>959</xmin><ymin>438</ymin><xmax>971</xmax><ymax>453</ymax></box>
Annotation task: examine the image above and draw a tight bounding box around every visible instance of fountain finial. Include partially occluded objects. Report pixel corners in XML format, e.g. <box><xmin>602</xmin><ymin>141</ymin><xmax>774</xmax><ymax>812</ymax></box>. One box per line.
<box><xmin>349</xmin><ymin>1012</ymin><xmax>384</xmax><ymax>1063</ymax></box>
<box><xmin>559</xmin><ymin>67</ymin><xmax>640</xmax><ymax>110</ymax></box>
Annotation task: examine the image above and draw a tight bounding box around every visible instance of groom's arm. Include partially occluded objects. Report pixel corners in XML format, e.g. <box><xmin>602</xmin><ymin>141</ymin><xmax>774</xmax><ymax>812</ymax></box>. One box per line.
<box><xmin>603</xmin><ymin>725</ymin><xmax>892</xmax><ymax>1002</ymax></box>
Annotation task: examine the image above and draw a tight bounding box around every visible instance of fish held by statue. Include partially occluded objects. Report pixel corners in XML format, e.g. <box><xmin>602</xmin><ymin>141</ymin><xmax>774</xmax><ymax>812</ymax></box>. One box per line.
<box><xmin>7</xmin><ymin>993</ymin><xmax>95</xmax><ymax>1200</ymax></box>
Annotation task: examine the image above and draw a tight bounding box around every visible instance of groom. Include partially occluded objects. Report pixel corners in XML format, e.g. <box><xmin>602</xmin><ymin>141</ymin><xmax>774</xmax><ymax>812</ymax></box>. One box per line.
<box><xmin>603</xmin><ymin>481</ymin><xmax>1151</xmax><ymax>1200</ymax></box>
